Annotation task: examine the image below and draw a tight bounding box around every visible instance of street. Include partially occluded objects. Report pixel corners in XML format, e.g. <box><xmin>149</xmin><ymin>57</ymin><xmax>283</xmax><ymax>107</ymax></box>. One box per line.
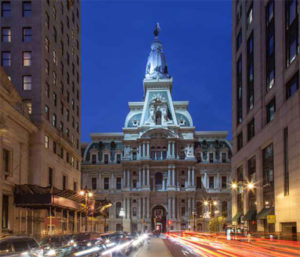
<box><xmin>129</xmin><ymin>232</ymin><xmax>300</xmax><ymax>257</ymax></box>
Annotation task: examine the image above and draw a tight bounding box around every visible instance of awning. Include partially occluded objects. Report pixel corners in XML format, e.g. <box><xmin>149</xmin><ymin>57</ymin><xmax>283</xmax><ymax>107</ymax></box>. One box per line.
<box><xmin>256</xmin><ymin>207</ymin><xmax>274</xmax><ymax>220</ymax></box>
<box><xmin>14</xmin><ymin>184</ymin><xmax>87</xmax><ymax>211</ymax></box>
<box><xmin>244</xmin><ymin>209</ymin><xmax>257</xmax><ymax>221</ymax></box>
<box><xmin>232</xmin><ymin>212</ymin><xmax>242</xmax><ymax>221</ymax></box>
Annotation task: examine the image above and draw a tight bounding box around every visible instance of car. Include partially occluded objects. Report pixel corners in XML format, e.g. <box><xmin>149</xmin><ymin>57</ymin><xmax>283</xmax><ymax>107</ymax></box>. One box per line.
<box><xmin>0</xmin><ymin>236</ymin><xmax>43</xmax><ymax>257</ymax></box>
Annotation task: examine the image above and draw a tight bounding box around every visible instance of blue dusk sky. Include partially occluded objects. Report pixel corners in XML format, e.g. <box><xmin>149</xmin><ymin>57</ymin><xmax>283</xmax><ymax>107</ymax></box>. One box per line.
<box><xmin>81</xmin><ymin>0</ymin><xmax>232</xmax><ymax>142</ymax></box>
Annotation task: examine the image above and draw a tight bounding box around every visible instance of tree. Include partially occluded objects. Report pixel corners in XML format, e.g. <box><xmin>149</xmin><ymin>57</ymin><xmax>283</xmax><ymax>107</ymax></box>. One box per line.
<box><xmin>208</xmin><ymin>216</ymin><xmax>225</xmax><ymax>232</ymax></box>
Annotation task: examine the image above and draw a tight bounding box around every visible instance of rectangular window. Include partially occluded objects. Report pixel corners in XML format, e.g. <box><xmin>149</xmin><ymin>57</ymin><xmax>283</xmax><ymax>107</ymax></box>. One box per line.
<box><xmin>1</xmin><ymin>51</ymin><xmax>11</xmax><ymax>66</ymax></box>
<box><xmin>23</xmin><ymin>75</ymin><xmax>32</xmax><ymax>90</ymax></box>
<box><xmin>104</xmin><ymin>154</ymin><xmax>109</xmax><ymax>164</ymax></box>
<box><xmin>247</xmin><ymin>33</ymin><xmax>254</xmax><ymax>111</ymax></box>
<box><xmin>286</xmin><ymin>72</ymin><xmax>299</xmax><ymax>99</ymax></box>
<box><xmin>91</xmin><ymin>154</ymin><xmax>96</xmax><ymax>164</ymax></box>
<box><xmin>48</xmin><ymin>168</ymin><xmax>53</xmax><ymax>187</ymax></box>
<box><xmin>2</xmin><ymin>149</ymin><xmax>11</xmax><ymax>174</ymax></box>
<box><xmin>181</xmin><ymin>207</ymin><xmax>185</xmax><ymax>216</ymax></box>
<box><xmin>24</xmin><ymin>101</ymin><xmax>32</xmax><ymax>114</ymax></box>
<box><xmin>23</xmin><ymin>27</ymin><xmax>32</xmax><ymax>42</ymax></box>
<box><xmin>248</xmin><ymin>156</ymin><xmax>256</xmax><ymax>181</ymax></box>
<box><xmin>236</xmin><ymin>57</ymin><xmax>243</xmax><ymax>124</ymax></box>
<box><xmin>73</xmin><ymin>181</ymin><xmax>77</xmax><ymax>191</ymax></box>
<box><xmin>222</xmin><ymin>176</ymin><xmax>227</xmax><ymax>189</ymax></box>
<box><xmin>23</xmin><ymin>51</ymin><xmax>32</xmax><ymax>66</ymax></box>
<box><xmin>1</xmin><ymin>2</ymin><xmax>10</xmax><ymax>17</ymax></box>
<box><xmin>237</xmin><ymin>132</ymin><xmax>243</xmax><ymax>151</ymax></box>
<box><xmin>45</xmin><ymin>105</ymin><xmax>49</xmax><ymax>120</ymax></box>
<box><xmin>133</xmin><ymin>179</ymin><xmax>137</xmax><ymax>188</ymax></box>
<box><xmin>116</xmin><ymin>154</ymin><xmax>121</xmax><ymax>164</ymax></box>
<box><xmin>262</xmin><ymin>144</ymin><xmax>274</xmax><ymax>207</ymax></box>
<box><xmin>1</xmin><ymin>27</ymin><xmax>11</xmax><ymax>42</ymax></box>
<box><xmin>22</xmin><ymin>1</ymin><xmax>32</xmax><ymax>17</ymax></box>
<box><xmin>209</xmin><ymin>176</ymin><xmax>214</xmax><ymax>189</ymax></box>
<box><xmin>2</xmin><ymin>195</ymin><xmax>9</xmax><ymax>229</ymax></box>
<box><xmin>247</xmin><ymin>118</ymin><xmax>255</xmax><ymax>141</ymax></box>
<box><xmin>283</xmin><ymin>128</ymin><xmax>289</xmax><ymax>196</ymax></box>
<box><xmin>236</xmin><ymin>30</ymin><xmax>242</xmax><ymax>50</ymax></box>
<box><xmin>266</xmin><ymin>98</ymin><xmax>276</xmax><ymax>123</ymax></box>
<box><xmin>53</xmin><ymin>141</ymin><xmax>56</xmax><ymax>154</ymax></box>
<box><xmin>104</xmin><ymin>177</ymin><xmax>109</xmax><ymax>190</ymax></box>
<box><xmin>209</xmin><ymin>153</ymin><xmax>213</xmax><ymax>163</ymax></box>
<box><xmin>196</xmin><ymin>177</ymin><xmax>202</xmax><ymax>189</ymax></box>
<box><xmin>221</xmin><ymin>201</ymin><xmax>228</xmax><ymax>217</ymax></box>
<box><xmin>286</xmin><ymin>0</ymin><xmax>298</xmax><ymax>65</ymax></box>
<box><xmin>116</xmin><ymin>177</ymin><xmax>122</xmax><ymax>189</ymax></box>
<box><xmin>44</xmin><ymin>135</ymin><xmax>49</xmax><ymax>148</ymax></box>
<box><xmin>222</xmin><ymin>152</ymin><xmax>227</xmax><ymax>163</ymax></box>
<box><xmin>62</xmin><ymin>175</ymin><xmax>67</xmax><ymax>190</ymax></box>
<box><xmin>92</xmin><ymin>177</ymin><xmax>97</xmax><ymax>190</ymax></box>
<box><xmin>266</xmin><ymin>0</ymin><xmax>275</xmax><ymax>90</ymax></box>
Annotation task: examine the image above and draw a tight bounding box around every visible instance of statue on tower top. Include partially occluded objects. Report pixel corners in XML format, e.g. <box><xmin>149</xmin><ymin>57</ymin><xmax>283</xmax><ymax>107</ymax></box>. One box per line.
<box><xmin>153</xmin><ymin>22</ymin><xmax>160</xmax><ymax>37</ymax></box>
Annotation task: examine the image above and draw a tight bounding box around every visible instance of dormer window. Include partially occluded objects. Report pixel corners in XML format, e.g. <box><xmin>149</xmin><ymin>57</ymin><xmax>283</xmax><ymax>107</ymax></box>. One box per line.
<box><xmin>179</xmin><ymin>119</ymin><xmax>185</xmax><ymax>125</ymax></box>
<box><xmin>132</xmin><ymin>119</ymin><xmax>138</xmax><ymax>126</ymax></box>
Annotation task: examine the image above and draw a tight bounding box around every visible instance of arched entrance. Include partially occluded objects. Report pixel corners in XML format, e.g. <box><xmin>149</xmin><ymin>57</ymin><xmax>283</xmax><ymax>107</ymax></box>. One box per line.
<box><xmin>152</xmin><ymin>205</ymin><xmax>167</xmax><ymax>232</ymax></box>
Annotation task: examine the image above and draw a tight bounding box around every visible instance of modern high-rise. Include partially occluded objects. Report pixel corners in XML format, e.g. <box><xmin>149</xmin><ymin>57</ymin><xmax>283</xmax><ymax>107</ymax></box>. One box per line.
<box><xmin>0</xmin><ymin>0</ymin><xmax>81</xmax><ymax>189</ymax></box>
<box><xmin>0</xmin><ymin>0</ymin><xmax>81</xmax><ymax>236</ymax></box>
<box><xmin>81</xmin><ymin>25</ymin><xmax>232</xmax><ymax>233</ymax></box>
<box><xmin>231</xmin><ymin>0</ymin><xmax>300</xmax><ymax>238</ymax></box>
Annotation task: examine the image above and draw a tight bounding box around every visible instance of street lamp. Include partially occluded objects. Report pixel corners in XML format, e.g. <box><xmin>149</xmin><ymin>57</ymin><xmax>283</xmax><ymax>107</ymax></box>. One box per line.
<box><xmin>79</xmin><ymin>186</ymin><xmax>94</xmax><ymax>232</ymax></box>
<box><xmin>191</xmin><ymin>210</ymin><xmax>196</xmax><ymax>231</ymax></box>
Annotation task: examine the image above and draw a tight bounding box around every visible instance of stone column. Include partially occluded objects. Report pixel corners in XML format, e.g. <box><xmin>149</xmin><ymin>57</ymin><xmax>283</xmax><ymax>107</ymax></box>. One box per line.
<box><xmin>143</xmin><ymin>197</ymin><xmax>146</xmax><ymax>219</ymax></box>
<box><xmin>138</xmin><ymin>198</ymin><xmax>141</xmax><ymax>219</ymax></box>
<box><xmin>192</xmin><ymin>167</ymin><xmax>195</xmax><ymax>187</ymax></box>
<box><xmin>139</xmin><ymin>144</ymin><xmax>142</xmax><ymax>159</ymax></box>
<box><xmin>167</xmin><ymin>168</ymin><xmax>170</xmax><ymax>187</ymax></box>
<box><xmin>147</xmin><ymin>142</ymin><xmax>150</xmax><ymax>158</ymax></box>
<box><xmin>142</xmin><ymin>143</ymin><xmax>145</xmax><ymax>158</ymax></box>
<box><xmin>187</xmin><ymin>167</ymin><xmax>190</xmax><ymax>187</ymax></box>
<box><xmin>147</xmin><ymin>197</ymin><xmax>150</xmax><ymax>219</ymax></box>
<box><xmin>143</xmin><ymin>167</ymin><xmax>145</xmax><ymax>187</ymax></box>
<box><xmin>168</xmin><ymin>198</ymin><xmax>171</xmax><ymax>218</ymax></box>
<box><xmin>147</xmin><ymin>166</ymin><xmax>150</xmax><ymax>187</ymax></box>
<box><xmin>188</xmin><ymin>198</ymin><xmax>191</xmax><ymax>217</ymax></box>
<box><xmin>123</xmin><ymin>170</ymin><xmax>126</xmax><ymax>188</ymax></box>
<box><xmin>167</xmin><ymin>141</ymin><xmax>171</xmax><ymax>158</ymax></box>
<box><xmin>139</xmin><ymin>168</ymin><xmax>142</xmax><ymax>188</ymax></box>
<box><xmin>172</xmin><ymin>142</ymin><xmax>175</xmax><ymax>157</ymax></box>
<box><xmin>172</xmin><ymin>167</ymin><xmax>175</xmax><ymax>186</ymax></box>
<box><xmin>127</xmin><ymin>171</ymin><xmax>130</xmax><ymax>188</ymax></box>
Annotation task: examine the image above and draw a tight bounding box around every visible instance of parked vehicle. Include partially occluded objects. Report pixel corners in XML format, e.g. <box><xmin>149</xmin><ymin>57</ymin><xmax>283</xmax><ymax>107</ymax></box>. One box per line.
<box><xmin>0</xmin><ymin>236</ymin><xmax>43</xmax><ymax>257</ymax></box>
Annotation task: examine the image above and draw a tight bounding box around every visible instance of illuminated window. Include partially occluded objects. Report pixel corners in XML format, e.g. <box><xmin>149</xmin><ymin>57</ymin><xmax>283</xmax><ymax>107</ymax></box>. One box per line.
<box><xmin>23</xmin><ymin>51</ymin><xmax>32</xmax><ymax>66</ymax></box>
<box><xmin>1</xmin><ymin>27</ymin><xmax>11</xmax><ymax>42</ymax></box>
<box><xmin>22</xmin><ymin>76</ymin><xmax>32</xmax><ymax>90</ymax></box>
<box><xmin>45</xmin><ymin>136</ymin><xmax>49</xmax><ymax>148</ymax></box>
<box><xmin>1</xmin><ymin>51</ymin><xmax>11</xmax><ymax>66</ymax></box>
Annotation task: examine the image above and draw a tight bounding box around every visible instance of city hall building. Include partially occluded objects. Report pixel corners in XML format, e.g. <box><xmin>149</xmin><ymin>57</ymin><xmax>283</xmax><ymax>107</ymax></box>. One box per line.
<box><xmin>81</xmin><ymin>25</ymin><xmax>232</xmax><ymax>233</ymax></box>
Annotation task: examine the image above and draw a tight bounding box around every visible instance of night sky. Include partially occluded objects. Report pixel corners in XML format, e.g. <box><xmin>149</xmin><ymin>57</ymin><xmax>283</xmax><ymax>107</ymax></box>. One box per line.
<box><xmin>81</xmin><ymin>0</ymin><xmax>232</xmax><ymax>142</ymax></box>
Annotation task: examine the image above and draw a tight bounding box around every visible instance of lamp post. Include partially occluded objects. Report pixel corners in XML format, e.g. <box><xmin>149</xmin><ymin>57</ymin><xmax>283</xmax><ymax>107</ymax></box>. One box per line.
<box><xmin>79</xmin><ymin>187</ymin><xmax>94</xmax><ymax>232</ymax></box>
<box><xmin>192</xmin><ymin>210</ymin><xmax>196</xmax><ymax>231</ymax></box>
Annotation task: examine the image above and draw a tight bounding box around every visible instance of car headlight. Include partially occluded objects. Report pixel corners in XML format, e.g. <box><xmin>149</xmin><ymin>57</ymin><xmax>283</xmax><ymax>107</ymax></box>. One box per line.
<box><xmin>45</xmin><ymin>249</ymin><xmax>56</xmax><ymax>256</ymax></box>
<box><xmin>87</xmin><ymin>242</ymin><xmax>92</xmax><ymax>247</ymax></box>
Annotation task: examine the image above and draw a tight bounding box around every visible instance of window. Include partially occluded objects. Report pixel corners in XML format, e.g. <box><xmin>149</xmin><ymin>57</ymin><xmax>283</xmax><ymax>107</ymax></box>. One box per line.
<box><xmin>181</xmin><ymin>207</ymin><xmax>185</xmax><ymax>216</ymax></box>
<box><xmin>22</xmin><ymin>76</ymin><xmax>32</xmax><ymax>90</ymax></box>
<box><xmin>2</xmin><ymin>195</ymin><xmax>9</xmax><ymax>229</ymax></box>
<box><xmin>116</xmin><ymin>177</ymin><xmax>121</xmax><ymax>189</ymax></box>
<box><xmin>1</xmin><ymin>27</ymin><xmax>11</xmax><ymax>42</ymax></box>
<box><xmin>53</xmin><ymin>50</ymin><xmax>57</xmax><ymax>65</ymax></box>
<box><xmin>266</xmin><ymin>98</ymin><xmax>276</xmax><ymax>123</ymax></box>
<box><xmin>221</xmin><ymin>201</ymin><xmax>228</xmax><ymax>217</ymax></box>
<box><xmin>53</xmin><ymin>93</ymin><xmax>57</xmax><ymax>106</ymax></box>
<box><xmin>73</xmin><ymin>182</ymin><xmax>77</xmax><ymax>191</ymax></box>
<box><xmin>247</xmin><ymin>5</ymin><xmax>253</xmax><ymax>27</ymax></box>
<box><xmin>236</xmin><ymin>30</ymin><xmax>242</xmax><ymax>50</ymax></box>
<box><xmin>248</xmin><ymin>156</ymin><xmax>256</xmax><ymax>182</ymax></box>
<box><xmin>52</xmin><ymin>114</ymin><xmax>56</xmax><ymax>127</ymax></box>
<box><xmin>209</xmin><ymin>176</ymin><xmax>214</xmax><ymax>189</ymax></box>
<box><xmin>22</xmin><ymin>2</ymin><xmax>32</xmax><ymax>17</ymax></box>
<box><xmin>91</xmin><ymin>154</ymin><xmax>96</xmax><ymax>164</ymax></box>
<box><xmin>62</xmin><ymin>175</ymin><xmax>67</xmax><ymax>190</ymax></box>
<box><xmin>45</xmin><ymin>12</ymin><xmax>49</xmax><ymax>29</ymax></box>
<box><xmin>286</xmin><ymin>72</ymin><xmax>299</xmax><ymax>99</ymax></box>
<box><xmin>66</xmin><ymin>109</ymin><xmax>69</xmax><ymax>121</ymax></box>
<box><xmin>263</xmin><ymin>144</ymin><xmax>274</xmax><ymax>189</ymax></box>
<box><xmin>23</xmin><ymin>52</ymin><xmax>32</xmax><ymax>66</ymax></box>
<box><xmin>45</xmin><ymin>37</ymin><xmax>49</xmax><ymax>52</ymax></box>
<box><xmin>53</xmin><ymin>141</ymin><xmax>56</xmax><ymax>154</ymax></box>
<box><xmin>53</xmin><ymin>71</ymin><xmax>56</xmax><ymax>85</ymax></box>
<box><xmin>104</xmin><ymin>154</ymin><xmax>109</xmax><ymax>164</ymax></box>
<box><xmin>1</xmin><ymin>2</ymin><xmax>10</xmax><ymax>17</ymax></box>
<box><xmin>104</xmin><ymin>178</ymin><xmax>109</xmax><ymax>190</ymax></box>
<box><xmin>116</xmin><ymin>154</ymin><xmax>121</xmax><ymax>163</ymax></box>
<box><xmin>2</xmin><ymin>149</ymin><xmax>11</xmax><ymax>175</ymax></box>
<box><xmin>132</xmin><ymin>207</ymin><xmax>137</xmax><ymax>216</ymax></box>
<box><xmin>92</xmin><ymin>178</ymin><xmax>97</xmax><ymax>190</ymax></box>
<box><xmin>222</xmin><ymin>152</ymin><xmax>227</xmax><ymax>163</ymax></box>
<box><xmin>116</xmin><ymin>202</ymin><xmax>121</xmax><ymax>218</ymax></box>
<box><xmin>209</xmin><ymin>153</ymin><xmax>213</xmax><ymax>163</ymax></box>
<box><xmin>283</xmin><ymin>128</ymin><xmax>289</xmax><ymax>196</ymax></box>
<box><xmin>236</xmin><ymin>57</ymin><xmax>243</xmax><ymax>124</ymax></box>
<box><xmin>222</xmin><ymin>176</ymin><xmax>227</xmax><ymax>189</ymax></box>
<box><xmin>247</xmin><ymin>33</ymin><xmax>254</xmax><ymax>111</ymax></box>
<box><xmin>286</xmin><ymin>0</ymin><xmax>298</xmax><ymax>65</ymax></box>
<box><xmin>133</xmin><ymin>179</ymin><xmax>137</xmax><ymax>188</ymax></box>
<box><xmin>1</xmin><ymin>51</ymin><xmax>11</xmax><ymax>66</ymax></box>
<box><xmin>237</xmin><ymin>132</ymin><xmax>243</xmax><ymax>151</ymax></box>
<box><xmin>48</xmin><ymin>168</ymin><xmax>53</xmax><ymax>187</ymax></box>
<box><xmin>196</xmin><ymin>177</ymin><xmax>202</xmax><ymax>189</ymax></box>
<box><xmin>53</xmin><ymin>26</ymin><xmax>57</xmax><ymax>42</ymax></box>
<box><xmin>65</xmin><ymin>128</ymin><xmax>69</xmax><ymax>137</ymax></box>
<box><xmin>247</xmin><ymin>118</ymin><xmax>255</xmax><ymax>141</ymax></box>
<box><xmin>45</xmin><ymin>105</ymin><xmax>49</xmax><ymax>120</ymax></box>
<box><xmin>24</xmin><ymin>101</ymin><xmax>32</xmax><ymax>114</ymax></box>
<box><xmin>45</xmin><ymin>135</ymin><xmax>49</xmax><ymax>148</ymax></box>
<box><xmin>266</xmin><ymin>0</ymin><xmax>275</xmax><ymax>90</ymax></box>
<box><xmin>22</xmin><ymin>27</ymin><xmax>32</xmax><ymax>42</ymax></box>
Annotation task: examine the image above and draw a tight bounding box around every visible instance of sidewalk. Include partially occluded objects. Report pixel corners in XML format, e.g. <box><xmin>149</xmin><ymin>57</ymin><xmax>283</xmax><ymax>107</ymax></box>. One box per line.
<box><xmin>131</xmin><ymin>238</ymin><xmax>173</xmax><ymax>257</ymax></box>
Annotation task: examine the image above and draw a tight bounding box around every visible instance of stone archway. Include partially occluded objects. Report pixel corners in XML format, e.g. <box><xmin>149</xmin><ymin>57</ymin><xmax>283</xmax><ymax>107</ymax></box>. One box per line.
<box><xmin>152</xmin><ymin>205</ymin><xmax>167</xmax><ymax>232</ymax></box>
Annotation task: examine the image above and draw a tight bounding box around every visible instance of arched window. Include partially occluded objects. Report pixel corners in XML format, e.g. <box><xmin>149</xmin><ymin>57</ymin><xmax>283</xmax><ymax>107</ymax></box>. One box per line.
<box><xmin>155</xmin><ymin>172</ymin><xmax>163</xmax><ymax>185</ymax></box>
<box><xmin>116</xmin><ymin>202</ymin><xmax>121</xmax><ymax>218</ymax></box>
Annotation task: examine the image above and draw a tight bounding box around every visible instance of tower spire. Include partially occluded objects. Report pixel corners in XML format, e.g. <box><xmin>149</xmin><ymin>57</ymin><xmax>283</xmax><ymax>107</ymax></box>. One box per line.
<box><xmin>145</xmin><ymin>23</ymin><xmax>170</xmax><ymax>79</ymax></box>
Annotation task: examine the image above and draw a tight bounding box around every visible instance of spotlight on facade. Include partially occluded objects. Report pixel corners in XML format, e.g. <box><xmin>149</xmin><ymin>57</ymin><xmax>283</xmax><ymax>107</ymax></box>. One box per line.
<box><xmin>204</xmin><ymin>201</ymin><xmax>209</xmax><ymax>206</ymax></box>
<box><xmin>79</xmin><ymin>190</ymin><xmax>85</xmax><ymax>196</ymax></box>
<box><xmin>231</xmin><ymin>183</ymin><xmax>238</xmax><ymax>189</ymax></box>
<box><xmin>247</xmin><ymin>182</ymin><xmax>254</xmax><ymax>190</ymax></box>
<box><xmin>213</xmin><ymin>201</ymin><xmax>217</xmax><ymax>206</ymax></box>
<box><xmin>88</xmin><ymin>192</ymin><xmax>93</xmax><ymax>197</ymax></box>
